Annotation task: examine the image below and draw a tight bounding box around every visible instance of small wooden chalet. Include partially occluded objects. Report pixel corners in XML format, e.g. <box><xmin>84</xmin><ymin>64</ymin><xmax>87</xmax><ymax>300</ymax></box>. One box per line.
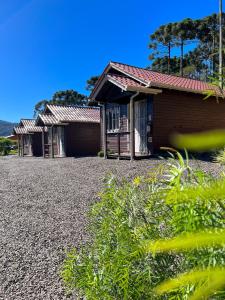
<box><xmin>36</xmin><ymin>104</ymin><xmax>100</xmax><ymax>158</ymax></box>
<box><xmin>13</xmin><ymin>119</ymin><xmax>45</xmax><ymax>157</ymax></box>
<box><xmin>90</xmin><ymin>61</ymin><xmax>225</xmax><ymax>160</ymax></box>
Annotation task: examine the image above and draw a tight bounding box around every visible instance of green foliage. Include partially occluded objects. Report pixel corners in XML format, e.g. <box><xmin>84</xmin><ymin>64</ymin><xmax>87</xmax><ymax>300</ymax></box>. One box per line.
<box><xmin>214</xmin><ymin>148</ymin><xmax>225</xmax><ymax>165</ymax></box>
<box><xmin>149</xmin><ymin>13</ymin><xmax>225</xmax><ymax>79</ymax></box>
<box><xmin>61</xmin><ymin>149</ymin><xmax>225</xmax><ymax>299</ymax></box>
<box><xmin>171</xmin><ymin>129</ymin><xmax>225</xmax><ymax>151</ymax></box>
<box><xmin>86</xmin><ymin>76</ymin><xmax>99</xmax><ymax>92</ymax></box>
<box><xmin>61</xmin><ymin>168</ymin><xmax>180</xmax><ymax>299</ymax></box>
<box><xmin>0</xmin><ymin>137</ymin><xmax>13</xmax><ymax>156</ymax></box>
<box><xmin>9</xmin><ymin>148</ymin><xmax>18</xmax><ymax>155</ymax></box>
<box><xmin>155</xmin><ymin>267</ymin><xmax>225</xmax><ymax>300</ymax></box>
<box><xmin>34</xmin><ymin>90</ymin><xmax>88</xmax><ymax>117</ymax></box>
<box><xmin>97</xmin><ymin>150</ymin><xmax>104</xmax><ymax>157</ymax></box>
<box><xmin>97</xmin><ymin>150</ymin><xmax>115</xmax><ymax>157</ymax></box>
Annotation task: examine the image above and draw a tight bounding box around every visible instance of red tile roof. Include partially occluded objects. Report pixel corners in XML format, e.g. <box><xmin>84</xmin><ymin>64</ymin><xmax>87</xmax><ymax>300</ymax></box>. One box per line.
<box><xmin>107</xmin><ymin>74</ymin><xmax>143</xmax><ymax>90</ymax></box>
<box><xmin>14</xmin><ymin>127</ymin><xmax>28</xmax><ymax>134</ymax></box>
<box><xmin>16</xmin><ymin>119</ymin><xmax>45</xmax><ymax>134</ymax></box>
<box><xmin>110</xmin><ymin>62</ymin><xmax>219</xmax><ymax>95</ymax></box>
<box><xmin>47</xmin><ymin>105</ymin><xmax>100</xmax><ymax>123</ymax></box>
<box><xmin>38</xmin><ymin>114</ymin><xmax>60</xmax><ymax>125</ymax></box>
<box><xmin>20</xmin><ymin>119</ymin><xmax>36</xmax><ymax>128</ymax></box>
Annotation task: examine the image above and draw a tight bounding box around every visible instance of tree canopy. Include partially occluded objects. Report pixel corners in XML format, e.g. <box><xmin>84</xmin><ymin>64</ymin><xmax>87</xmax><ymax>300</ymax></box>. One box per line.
<box><xmin>34</xmin><ymin>75</ymin><xmax>100</xmax><ymax>117</ymax></box>
<box><xmin>86</xmin><ymin>76</ymin><xmax>99</xmax><ymax>92</ymax></box>
<box><xmin>34</xmin><ymin>90</ymin><xmax>87</xmax><ymax>117</ymax></box>
<box><xmin>149</xmin><ymin>13</ymin><xmax>225</xmax><ymax>80</ymax></box>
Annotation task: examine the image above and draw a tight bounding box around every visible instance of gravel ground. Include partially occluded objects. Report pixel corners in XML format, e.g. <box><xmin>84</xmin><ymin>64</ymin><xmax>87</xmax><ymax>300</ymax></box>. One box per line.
<box><xmin>0</xmin><ymin>156</ymin><xmax>223</xmax><ymax>299</ymax></box>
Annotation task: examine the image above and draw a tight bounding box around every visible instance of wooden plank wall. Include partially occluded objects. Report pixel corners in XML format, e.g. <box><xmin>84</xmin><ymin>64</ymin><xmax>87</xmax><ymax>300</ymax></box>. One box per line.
<box><xmin>153</xmin><ymin>89</ymin><xmax>225</xmax><ymax>150</ymax></box>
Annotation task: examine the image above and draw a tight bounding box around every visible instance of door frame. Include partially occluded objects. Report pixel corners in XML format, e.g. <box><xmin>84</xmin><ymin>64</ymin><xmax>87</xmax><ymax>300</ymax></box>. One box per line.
<box><xmin>134</xmin><ymin>99</ymin><xmax>148</xmax><ymax>155</ymax></box>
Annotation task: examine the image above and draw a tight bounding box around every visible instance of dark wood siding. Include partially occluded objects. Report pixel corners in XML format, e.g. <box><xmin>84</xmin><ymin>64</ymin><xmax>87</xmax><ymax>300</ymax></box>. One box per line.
<box><xmin>65</xmin><ymin>122</ymin><xmax>100</xmax><ymax>156</ymax></box>
<box><xmin>32</xmin><ymin>133</ymin><xmax>43</xmax><ymax>156</ymax></box>
<box><xmin>153</xmin><ymin>89</ymin><xmax>225</xmax><ymax>150</ymax></box>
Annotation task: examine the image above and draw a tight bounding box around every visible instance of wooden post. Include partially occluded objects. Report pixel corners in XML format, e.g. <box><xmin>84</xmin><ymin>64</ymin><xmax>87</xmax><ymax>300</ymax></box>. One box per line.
<box><xmin>17</xmin><ymin>136</ymin><xmax>20</xmax><ymax>156</ymax></box>
<box><xmin>130</xmin><ymin>97</ymin><xmax>135</xmax><ymax>160</ymax></box>
<box><xmin>102</xmin><ymin>104</ymin><xmax>107</xmax><ymax>159</ymax></box>
<box><xmin>30</xmin><ymin>135</ymin><xmax>33</xmax><ymax>156</ymax></box>
<box><xmin>117</xmin><ymin>132</ymin><xmax>121</xmax><ymax>159</ymax></box>
<box><xmin>21</xmin><ymin>135</ymin><xmax>24</xmax><ymax>157</ymax></box>
<box><xmin>51</xmin><ymin>126</ymin><xmax>54</xmax><ymax>158</ymax></box>
<box><xmin>42</xmin><ymin>128</ymin><xmax>45</xmax><ymax>158</ymax></box>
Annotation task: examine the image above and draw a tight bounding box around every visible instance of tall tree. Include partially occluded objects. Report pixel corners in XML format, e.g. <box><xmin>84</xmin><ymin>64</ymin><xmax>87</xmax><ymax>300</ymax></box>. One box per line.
<box><xmin>148</xmin><ymin>13</ymin><xmax>225</xmax><ymax>80</ymax></box>
<box><xmin>172</xmin><ymin>18</ymin><xmax>196</xmax><ymax>76</ymax></box>
<box><xmin>149</xmin><ymin>23</ymin><xmax>174</xmax><ymax>74</ymax></box>
<box><xmin>34</xmin><ymin>90</ymin><xmax>87</xmax><ymax>117</ymax></box>
<box><xmin>86</xmin><ymin>76</ymin><xmax>99</xmax><ymax>92</ymax></box>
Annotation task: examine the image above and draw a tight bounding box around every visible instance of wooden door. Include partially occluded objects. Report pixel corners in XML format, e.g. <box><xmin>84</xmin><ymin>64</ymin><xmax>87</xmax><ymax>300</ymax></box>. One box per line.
<box><xmin>23</xmin><ymin>135</ymin><xmax>32</xmax><ymax>156</ymax></box>
<box><xmin>135</xmin><ymin>100</ymin><xmax>148</xmax><ymax>154</ymax></box>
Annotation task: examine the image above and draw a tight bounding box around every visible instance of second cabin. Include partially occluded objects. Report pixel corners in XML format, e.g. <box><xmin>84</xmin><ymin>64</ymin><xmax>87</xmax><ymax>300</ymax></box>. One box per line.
<box><xmin>36</xmin><ymin>104</ymin><xmax>100</xmax><ymax>158</ymax></box>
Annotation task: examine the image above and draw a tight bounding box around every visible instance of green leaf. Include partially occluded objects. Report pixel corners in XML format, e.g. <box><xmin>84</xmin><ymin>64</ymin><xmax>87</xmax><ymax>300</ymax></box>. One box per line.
<box><xmin>171</xmin><ymin>130</ymin><xmax>225</xmax><ymax>151</ymax></box>
<box><xmin>142</xmin><ymin>230</ymin><xmax>225</xmax><ymax>253</ymax></box>
<box><xmin>155</xmin><ymin>267</ymin><xmax>225</xmax><ymax>300</ymax></box>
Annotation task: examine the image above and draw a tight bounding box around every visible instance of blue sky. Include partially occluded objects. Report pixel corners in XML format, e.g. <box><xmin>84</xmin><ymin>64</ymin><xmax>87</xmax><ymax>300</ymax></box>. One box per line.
<box><xmin>0</xmin><ymin>0</ymin><xmax>219</xmax><ymax>122</ymax></box>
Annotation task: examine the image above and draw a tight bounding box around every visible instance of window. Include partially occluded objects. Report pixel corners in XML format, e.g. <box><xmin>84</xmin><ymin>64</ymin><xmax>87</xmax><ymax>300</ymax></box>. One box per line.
<box><xmin>106</xmin><ymin>105</ymin><xmax>120</xmax><ymax>132</ymax></box>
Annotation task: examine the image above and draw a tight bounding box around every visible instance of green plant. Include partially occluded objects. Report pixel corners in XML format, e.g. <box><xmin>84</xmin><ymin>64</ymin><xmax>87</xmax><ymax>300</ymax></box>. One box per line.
<box><xmin>62</xmin><ymin>149</ymin><xmax>225</xmax><ymax>299</ymax></box>
<box><xmin>0</xmin><ymin>137</ymin><xmax>13</xmax><ymax>156</ymax></box>
<box><xmin>9</xmin><ymin>148</ymin><xmax>18</xmax><ymax>155</ymax></box>
<box><xmin>98</xmin><ymin>150</ymin><xmax>115</xmax><ymax>157</ymax></box>
<box><xmin>214</xmin><ymin>148</ymin><xmax>225</xmax><ymax>165</ymax></box>
<box><xmin>97</xmin><ymin>150</ymin><xmax>104</xmax><ymax>157</ymax></box>
<box><xmin>61</xmin><ymin>169</ymin><xmax>181</xmax><ymax>299</ymax></box>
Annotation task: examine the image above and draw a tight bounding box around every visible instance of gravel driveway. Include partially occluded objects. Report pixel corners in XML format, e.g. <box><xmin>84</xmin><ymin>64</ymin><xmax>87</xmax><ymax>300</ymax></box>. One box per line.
<box><xmin>0</xmin><ymin>156</ymin><xmax>222</xmax><ymax>299</ymax></box>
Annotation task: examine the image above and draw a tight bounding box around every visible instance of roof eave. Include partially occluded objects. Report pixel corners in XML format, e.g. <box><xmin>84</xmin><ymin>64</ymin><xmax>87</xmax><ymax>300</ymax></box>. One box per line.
<box><xmin>149</xmin><ymin>82</ymin><xmax>223</xmax><ymax>97</ymax></box>
<box><xmin>126</xmin><ymin>85</ymin><xmax>162</xmax><ymax>94</ymax></box>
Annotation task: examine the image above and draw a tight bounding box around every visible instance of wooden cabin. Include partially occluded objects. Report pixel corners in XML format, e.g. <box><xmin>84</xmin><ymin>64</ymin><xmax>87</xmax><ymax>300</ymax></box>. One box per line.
<box><xmin>90</xmin><ymin>61</ymin><xmax>225</xmax><ymax>160</ymax></box>
<box><xmin>13</xmin><ymin>119</ymin><xmax>45</xmax><ymax>157</ymax></box>
<box><xmin>36</xmin><ymin>105</ymin><xmax>100</xmax><ymax>158</ymax></box>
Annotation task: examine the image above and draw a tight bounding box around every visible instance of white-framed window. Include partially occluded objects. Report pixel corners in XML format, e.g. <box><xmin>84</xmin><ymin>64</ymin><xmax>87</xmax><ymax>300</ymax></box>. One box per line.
<box><xmin>106</xmin><ymin>105</ymin><xmax>120</xmax><ymax>133</ymax></box>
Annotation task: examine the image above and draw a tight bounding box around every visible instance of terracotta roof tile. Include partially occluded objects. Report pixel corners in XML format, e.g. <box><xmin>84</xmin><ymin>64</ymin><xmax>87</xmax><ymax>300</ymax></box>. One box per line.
<box><xmin>107</xmin><ymin>74</ymin><xmax>142</xmax><ymax>89</ymax></box>
<box><xmin>14</xmin><ymin>127</ymin><xmax>28</xmax><ymax>134</ymax></box>
<box><xmin>20</xmin><ymin>119</ymin><xmax>36</xmax><ymax>127</ymax></box>
<box><xmin>47</xmin><ymin>105</ymin><xmax>100</xmax><ymax>123</ymax></box>
<box><xmin>38</xmin><ymin>114</ymin><xmax>60</xmax><ymax>125</ymax></box>
<box><xmin>110</xmin><ymin>62</ymin><xmax>219</xmax><ymax>95</ymax></box>
<box><xmin>18</xmin><ymin>119</ymin><xmax>44</xmax><ymax>133</ymax></box>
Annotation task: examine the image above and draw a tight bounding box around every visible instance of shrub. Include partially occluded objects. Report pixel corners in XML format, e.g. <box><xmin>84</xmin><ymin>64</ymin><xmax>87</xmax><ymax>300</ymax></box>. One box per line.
<box><xmin>0</xmin><ymin>137</ymin><xmax>13</xmax><ymax>156</ymax></box>
<box><xmin>98</xmin><ymin>150</ymin><xmax>115</xmax><ymax>157</ymax></box>
<box><xmin>214</xmin><ymin>148</ymin><xmax>225</xmax><ymax>165</ymax></box>
<box><xmin>61</xmin><ymin>153</ymin><xmax>225</xmax><ymax>300</ymax></box>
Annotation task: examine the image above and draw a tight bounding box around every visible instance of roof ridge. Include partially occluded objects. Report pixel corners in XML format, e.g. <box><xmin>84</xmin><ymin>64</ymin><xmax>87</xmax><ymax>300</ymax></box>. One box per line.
<box><xmin>47</xmin><ymin>104</ymin><xmax>100</xmax><ymax>109</ymax></box>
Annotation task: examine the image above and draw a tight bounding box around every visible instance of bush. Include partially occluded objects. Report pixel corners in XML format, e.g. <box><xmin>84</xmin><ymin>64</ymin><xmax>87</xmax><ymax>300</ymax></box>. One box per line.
<box><xmin>61</xmin><ymin>152</ymin><xmax>225</xmax><ymax>299</ymax></box>
<box><xmin>0</xmin><ymin>137</ymin><xmax>13</xmax><ymax>156</ymax></box>
<box><xmin>98</xmin><ymin>150</ymin><xmax>115</xmax><ymax>157</ymax></box>
<box><xmin>214</xmin><ymin>148</ymin><xmax>225</xmax><ymax>165</ymax></box>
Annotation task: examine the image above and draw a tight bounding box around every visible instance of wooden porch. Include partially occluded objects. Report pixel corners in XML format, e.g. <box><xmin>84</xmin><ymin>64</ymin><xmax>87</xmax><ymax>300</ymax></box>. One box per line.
<box><xmin>101</xmin><ymin>93</ymin><xmax>157</xmax><ymax>160</ymax></box>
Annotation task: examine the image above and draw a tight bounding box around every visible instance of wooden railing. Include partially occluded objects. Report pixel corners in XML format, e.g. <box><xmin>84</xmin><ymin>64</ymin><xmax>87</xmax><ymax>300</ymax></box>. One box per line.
<box><xmin>106</xmin><ymin>131</ymin><xmax>130</xmax><ymax>158</ymax></box>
